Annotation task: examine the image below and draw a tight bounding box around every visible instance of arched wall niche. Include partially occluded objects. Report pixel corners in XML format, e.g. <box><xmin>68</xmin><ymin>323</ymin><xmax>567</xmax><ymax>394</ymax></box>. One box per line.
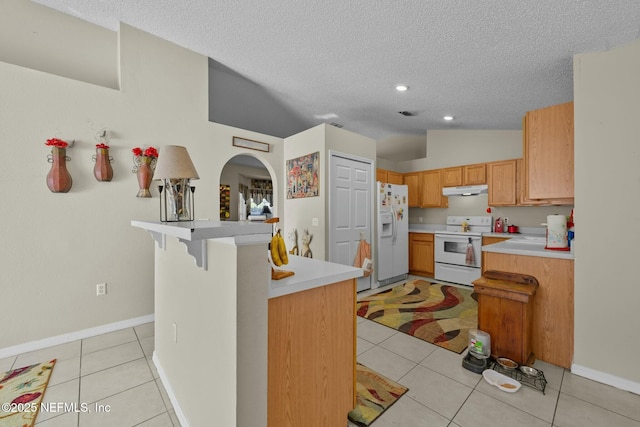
<box><xmin>219</xmin><ymin>154</ymin><xmax>278</xmax><ymax>221</ymax></box>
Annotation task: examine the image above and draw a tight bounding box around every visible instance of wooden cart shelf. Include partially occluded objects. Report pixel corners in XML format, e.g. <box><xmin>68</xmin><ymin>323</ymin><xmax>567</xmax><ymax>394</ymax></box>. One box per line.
<box><xmin>472</xmin><ymin>270</ymin><xmax>539</xmax><ymax>365</ymax></box>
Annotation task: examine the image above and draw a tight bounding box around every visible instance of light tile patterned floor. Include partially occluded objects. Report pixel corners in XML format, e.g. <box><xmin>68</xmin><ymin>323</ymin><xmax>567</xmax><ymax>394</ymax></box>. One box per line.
<box><xmin>1</xmin><ymin>282</ymin><xmax>639</xmax><ymax>426</ymax></box>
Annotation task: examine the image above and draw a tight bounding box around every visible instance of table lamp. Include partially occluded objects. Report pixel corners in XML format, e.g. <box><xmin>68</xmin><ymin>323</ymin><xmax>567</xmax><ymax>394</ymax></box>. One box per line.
<box><xmin>154</xmin><ymin>145</ymin><xmax>199</xmax><ymax>222</ymax></box>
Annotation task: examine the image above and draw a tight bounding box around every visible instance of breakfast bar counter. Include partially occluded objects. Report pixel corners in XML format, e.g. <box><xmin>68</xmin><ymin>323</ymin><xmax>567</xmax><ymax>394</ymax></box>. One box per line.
<box><xmin>131</xmin><ymin>220</ymin><xmax>361</xmax><ymax>427</ymax></box>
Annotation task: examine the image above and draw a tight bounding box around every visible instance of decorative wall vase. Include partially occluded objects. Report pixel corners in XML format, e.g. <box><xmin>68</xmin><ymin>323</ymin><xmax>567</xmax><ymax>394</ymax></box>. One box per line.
<box><xmin>93</xmin><ymin>147</ymin><xmax>114</xmax><ymax>182</ymax></box>
<box><xmin>46</xmin><ymin>147</ymin><xmax>73</xmax><ymax>193</ymax></box>
<box><xmin>134</xmin><ymin>156</ymin><xmax>155</xmax><ymax>197</ymax></box>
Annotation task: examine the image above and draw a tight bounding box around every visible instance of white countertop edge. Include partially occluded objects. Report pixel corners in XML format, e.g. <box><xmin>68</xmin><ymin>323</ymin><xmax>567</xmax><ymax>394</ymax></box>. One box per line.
<box><xmin>268</xmin><ymin>256</ymin><xmax>363</xmax><ymax>299</ymax></box>
<box><xmin>131</xmin><ymin>219</ymin><xmax>272</xmax><ymax>241</ymax></box>
<box><xmin>482</xmin><ymin>241</ymin><xmax>574</xmax><ymax>260</ymax></box>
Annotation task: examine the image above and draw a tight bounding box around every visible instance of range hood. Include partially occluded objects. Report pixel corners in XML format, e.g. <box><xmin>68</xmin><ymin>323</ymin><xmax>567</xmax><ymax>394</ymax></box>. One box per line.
<box><xmin>442</xmin><ymin>184</ymin><xmax>488</xmax><ymax>196</ymax></box>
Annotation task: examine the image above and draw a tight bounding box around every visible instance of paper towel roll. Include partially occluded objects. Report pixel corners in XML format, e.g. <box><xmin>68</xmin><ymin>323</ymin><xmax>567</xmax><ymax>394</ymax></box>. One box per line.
<box><xmin>546</xmin><ymin>214</ymin><xmax>568</xmax><ymax>248</ymax></box>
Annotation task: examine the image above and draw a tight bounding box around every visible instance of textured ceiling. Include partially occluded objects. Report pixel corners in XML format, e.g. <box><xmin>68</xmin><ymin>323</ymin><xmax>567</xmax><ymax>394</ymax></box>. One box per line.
<box><xmin>31</xmin><ymin>0</ymin><xmax>640</xmax><ymax>145</ymax></box>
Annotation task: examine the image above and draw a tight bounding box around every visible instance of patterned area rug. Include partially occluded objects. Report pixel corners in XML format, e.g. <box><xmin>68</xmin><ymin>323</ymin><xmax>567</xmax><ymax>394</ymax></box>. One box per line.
<box><xmin>348</xmin><ymin>363</ymin><xmax>408</xmax><ymax>426</ymax></box>
<box><xmin>357</xmin><ymin>280</ymin><xmax>477</xmax><ymax>353</ymax></box>
<box><xmin>0</xmin><ymin>359</ymin><xmax>56</xmax><ymax>427</ymax></box>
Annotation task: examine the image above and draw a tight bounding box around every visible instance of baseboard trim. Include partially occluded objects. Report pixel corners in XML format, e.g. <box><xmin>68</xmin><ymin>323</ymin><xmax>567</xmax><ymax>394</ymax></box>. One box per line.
<box><xmin>153</xmin><ymin>352</ymin><xmax>189</xmax><ymax>427</ymax></box>
<box><xmin>0</xmin><ymin>314</ymin><xmax>155</xmax><ymax>359</ymax></box>
<box><xmin>571</xmin><ymin>363</ymin><xmax>640</xmax><ymax>395</ymax></box>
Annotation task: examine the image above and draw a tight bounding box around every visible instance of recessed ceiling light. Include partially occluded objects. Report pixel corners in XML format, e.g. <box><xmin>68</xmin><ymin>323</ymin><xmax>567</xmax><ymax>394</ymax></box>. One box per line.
<box><xmin>444</xmin><ymin>116</ymin><xmax>454</xmax><ymax>121</ymax></box>
<box><xmin>395</xmin><ymin>84</ymin><xmax>409</xmax><ymax>92</ymax></box>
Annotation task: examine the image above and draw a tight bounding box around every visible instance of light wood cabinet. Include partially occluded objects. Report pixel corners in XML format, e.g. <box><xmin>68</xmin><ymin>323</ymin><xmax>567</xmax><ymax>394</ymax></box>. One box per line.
<box><xmin>483</xmin><ymin>252</ymin><xmax>574</xmax><ymax>368</ymax></box>
<box><xmin>463</xmin><ymin>163</ymin><xmax>487</xmax><ymax>185</ymax></box>
<box><xmin>523</xmin><ymin>102</ymin><xmax>574</xmax><ymax>202</ymax></box>
<box><xmin>403</xmin><ymin>172</ymin><xmax>420</xmax><ymax>207</ymax></box>
<box><xmin>268</xmin><ymin>279</ymin><xmax>356</xmax><ymax>426</ymax></box>
<box><xmin>442</xmin><ymin>164</ymin><xmax>487</xmax><ymax>187</ymax></box>
<box><xmin>473</xmin><ymin>273</ymin><xmax>538</xmax><ymax>364</ymax></box>
<box><xmin>420</xmin><ymin>170</ymin><xmax>448</xmax><ymax>208</ymax></box>
<box><xmin>481</xmin><ymin>236</ymin><xmax>510</xmax><ymax>271</ymax></box>
<box><xmin>487</xmin><ymin>160</ymin><xmax>517</xmax><ymax>206</ymax></box>
<box><xmin>409</xmin><ymin>232</ymin><xmax>434</xmax><ymax>277</ymax></box>
<box><xmin>441</xmin><ymin>167</ymin><xmax>463</xmax><ymax>187</ymax></box>
<box><xmin>376</xmin><ymin>168</ymin><xmax>404</xmax><ymax>185</ymax></box>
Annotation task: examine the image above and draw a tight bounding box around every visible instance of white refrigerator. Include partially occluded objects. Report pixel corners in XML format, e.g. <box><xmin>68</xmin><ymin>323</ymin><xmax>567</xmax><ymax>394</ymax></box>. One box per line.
<box><xmin>376</xmin><ymin>182</ymin><xmax>409</xmax><ymax>287</ymax></box>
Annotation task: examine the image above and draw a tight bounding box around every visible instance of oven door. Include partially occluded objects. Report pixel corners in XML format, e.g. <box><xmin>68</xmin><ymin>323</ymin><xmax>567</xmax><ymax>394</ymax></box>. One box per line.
<box><xmin>434</xmin><ymin>234</ymin><xmax>481</xmax><ymax>268</ymax></box>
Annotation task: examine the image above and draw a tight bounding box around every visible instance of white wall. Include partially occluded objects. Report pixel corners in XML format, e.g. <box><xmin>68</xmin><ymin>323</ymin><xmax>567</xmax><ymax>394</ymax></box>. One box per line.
<box><xmin>283</xmin><ymin>124</ymin><xmax>376</xmax><ymax>261</ymax></box>
<box><xmin>573</xmin><ymin>40</ymin><xmax>640</xmax><ymax>389</ymax></box>
<box><xmin>398</xmin><ymin>130</ymin><xmax>523</xmax><ymax>172</ymax></box>
<box><xmin>0</xmin><ymin>3</ymin><xmax>283</xmax><ymax>351</ymax></box>
<box><xmin>283</xmin><ymin>125</ymin><xmax>326</xmax><ymax>258</ymax></box>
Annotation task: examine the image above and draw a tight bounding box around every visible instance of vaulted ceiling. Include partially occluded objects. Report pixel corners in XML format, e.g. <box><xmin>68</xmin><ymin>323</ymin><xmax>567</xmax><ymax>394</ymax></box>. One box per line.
<box><xmin>32</xmin><ymin>0</ymin><xmax>640</xmax><ymax>155</ymax></box>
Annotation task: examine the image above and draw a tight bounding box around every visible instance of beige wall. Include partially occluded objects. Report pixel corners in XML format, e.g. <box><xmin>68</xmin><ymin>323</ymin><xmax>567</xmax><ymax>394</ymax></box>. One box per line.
<box><xmin>573</xmin><ymin>40</ymin><xmax>640</xmax><ymax>389</ymax></box>
<box><xmin>283</xmin><ymin>124</ymin><xmax>376</xmax><ymax>261</ymax></box>
<box><xmin>0</xmin><ymin>3</ymin><xmax>283</xmax><ymax>351</ymax></box>
<box><xmin>283</xmin><ymin>125</ymin><xmax>326</xmax><ymax>258</ymax></box>
<box><xmin>398</xmin><ymin>129</ymin><xmax>523</xmax><ymax>172</ymax></box>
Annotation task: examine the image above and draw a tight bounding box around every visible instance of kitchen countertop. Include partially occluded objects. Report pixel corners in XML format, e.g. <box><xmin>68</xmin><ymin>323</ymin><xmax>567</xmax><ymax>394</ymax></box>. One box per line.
<box><xmin>408</xmin><ymin>224</ymin><xmax>445</xmax><ymax>233</ymax></box>
<box><xmin>482</xmin><ymin>236</ymin><xmax>574</xmax><ymax>260</ymax></box>
<box><xmin>269</xmin><ymin>255</ymin><xmax>363</xmax><ymax>299</ymax></box>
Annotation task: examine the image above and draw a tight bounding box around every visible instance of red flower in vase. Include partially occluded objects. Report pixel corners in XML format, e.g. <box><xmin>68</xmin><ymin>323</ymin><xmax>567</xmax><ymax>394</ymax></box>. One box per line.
<box><xmin>96</xmin><ymin>142</ymin><xmax>110</xmax><ymax>149</ymax></box>
<box><xmin>132</xmin><ymin>146</ymin><xmax>158</xmax><ymax>158</ymax></box>
<box><xmin>45</xmin><ymin>138</ymin><xmax>69</xmax><ymax>148</ymax></box>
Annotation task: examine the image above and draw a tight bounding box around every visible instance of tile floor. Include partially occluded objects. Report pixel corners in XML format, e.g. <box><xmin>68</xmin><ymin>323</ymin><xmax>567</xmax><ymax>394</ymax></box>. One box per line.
<box><xmin>1</xmin><ymin>278</ymin><xmax>639</xmax><ymax>426</ymax></box>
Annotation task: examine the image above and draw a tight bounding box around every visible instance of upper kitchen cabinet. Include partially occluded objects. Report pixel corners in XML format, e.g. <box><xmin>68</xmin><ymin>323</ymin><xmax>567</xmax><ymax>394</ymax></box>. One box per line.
<box><xmin>463</xmin><ymin>163</ymin><xmax>487</xmax><ymax>185</ymax></box>
<box><xmin>404</xmin><ymin>172</ymin><xmax>420</xmax><ymax>207</ymax></box>
<box><xmin>441</xmin><ymin>167</ymin><xmax>463</xmax><ymax>187</ymax></box>
<box><xmin>420</xmin><ymin>170</ymin><xmax>448</xmax><ymax>208</ymax></box>
<box><xmin>523</xmin><ymin>102</ymin><xmax>574</xmax><ymax>203</ymax></box>
<box><xmin>487</xmin><ymin>160</ymin><xmax>517</xmax><ymax>206</ymax></box>
<box><xmin>376</xmin><ymin>168</ymin><xmax>403</xmax><ymax>185</ymax></box>
<box><xmin>442</xmin><ymin>164</ymin><xmax>487</xmax><ymax>187</ymax></box>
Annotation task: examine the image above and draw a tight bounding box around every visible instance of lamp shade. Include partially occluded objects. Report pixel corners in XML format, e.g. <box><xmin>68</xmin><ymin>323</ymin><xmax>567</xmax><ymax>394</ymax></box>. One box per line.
<box><xmin>153</xmin><ymin>145</ymin><xmax>199</xmax><ymax>180</ymax></box>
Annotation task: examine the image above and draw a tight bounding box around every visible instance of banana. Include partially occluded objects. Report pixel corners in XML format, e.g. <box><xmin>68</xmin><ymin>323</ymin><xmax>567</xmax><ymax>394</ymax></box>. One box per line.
<box><xmin>278</xmin><ymin>232</ymin><xmax>289</xmax><ymax>265</ymax></box>
<box><xmin>270</xmin><ymin>233</ymin><xmax>282</xmax><ymax>266</ymax></box>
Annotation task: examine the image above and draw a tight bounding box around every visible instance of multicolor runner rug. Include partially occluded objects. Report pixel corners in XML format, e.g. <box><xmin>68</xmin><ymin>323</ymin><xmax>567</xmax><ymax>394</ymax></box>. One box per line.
<box><xmin>357</xmin><ymin>280</ymin><xmax>477</xmax><ymax>353</ymax></box>
<box><xmin>348</xmin><ymin>363</ymin><xmax>408</xmax><ymax>426</ymax></box>
<box><xmin>0</xmin><ymin>359</ymin><xmax>56</xmax><ymax>427</ymax></box>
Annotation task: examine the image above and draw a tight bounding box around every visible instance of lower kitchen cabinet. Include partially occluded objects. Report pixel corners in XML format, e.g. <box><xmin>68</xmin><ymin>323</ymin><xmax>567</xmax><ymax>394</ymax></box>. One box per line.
<box><xmin>409</xmin><ymin>232</ymin><xmax>434</xmax><ymax>277</ymax></box>
<box><xmin>268</xmin><ymin>279</ymin><xmax>356</xmax><ymax>426</ymax></box>
<box><xmin>483</xmin><ymin>252</ymin><xmax>574</xmax><ymax>368</ymax></box>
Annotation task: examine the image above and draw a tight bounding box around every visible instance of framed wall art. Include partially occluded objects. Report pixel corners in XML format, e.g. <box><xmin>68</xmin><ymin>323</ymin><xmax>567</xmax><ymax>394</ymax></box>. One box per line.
<box><xmin>286</xmin><ymin>151</ymin><xmax>319</xmax><ymax>198</ymax></box>
<box><xmin>232</xmin><ymin>136</ymin><xmax>269</xmax><ymax>152</ymax></box>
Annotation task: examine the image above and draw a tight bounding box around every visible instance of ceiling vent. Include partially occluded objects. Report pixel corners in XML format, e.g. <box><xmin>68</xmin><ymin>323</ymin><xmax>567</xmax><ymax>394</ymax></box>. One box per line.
<box><xmin>329</xmin><ymin>122</ymin><xmax>344</xmax><ymax>128</ymax></box>
<box><xmin>398</xmin><ymin>111</ymin><xmax>416</xmax><ymax>117</ymax></box>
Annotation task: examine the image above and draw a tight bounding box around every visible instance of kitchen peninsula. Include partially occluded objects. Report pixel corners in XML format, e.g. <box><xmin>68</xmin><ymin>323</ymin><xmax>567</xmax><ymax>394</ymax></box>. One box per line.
<box><xmin>131</xmin><ymin>220</ymin><xmax>363</xmax><ymax>427</ymax></box>
<box><xmin>482</xmin><ymin>237</ymin><xmax>574</xmax><ymax>368</ymax></box>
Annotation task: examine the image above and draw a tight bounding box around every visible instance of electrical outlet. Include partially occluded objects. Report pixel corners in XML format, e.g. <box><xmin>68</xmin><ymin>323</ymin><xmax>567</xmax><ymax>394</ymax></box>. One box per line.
<box><xmin>96</xmin><ymin>283</ymin><xmax>107</xmax><ymax>296</ymax></box>
<box><xmin>418</xmin><ymin>216</ymin><xmax>423</xmax><ymax>223</ymax></box>
<box><xmin>312</xmin><ymin>217</ymin><xmax>319</xmax><ymax>226</ymax></box>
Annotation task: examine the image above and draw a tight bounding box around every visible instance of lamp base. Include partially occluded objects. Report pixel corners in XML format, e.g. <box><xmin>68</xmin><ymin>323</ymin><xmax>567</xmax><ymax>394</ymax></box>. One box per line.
<box><xmin>159</xmin><ymin>179</ymin><xmax>196</xmax><ymax>222</ymax></box>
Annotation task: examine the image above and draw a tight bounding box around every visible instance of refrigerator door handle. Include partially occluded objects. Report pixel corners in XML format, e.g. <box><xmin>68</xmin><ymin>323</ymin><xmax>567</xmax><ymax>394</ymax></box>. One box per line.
<box><xmin>391</xmin><ymin>206</ymin><xmax>397</xmax><ymax>245</ymax></box>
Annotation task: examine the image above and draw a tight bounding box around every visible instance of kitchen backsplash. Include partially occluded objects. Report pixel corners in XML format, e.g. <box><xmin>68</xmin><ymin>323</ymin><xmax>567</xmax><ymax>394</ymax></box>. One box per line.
<box><xmin>408</xmin><ymin>194</ymin><xmax>573</xmax><ymax>227</ymax></box>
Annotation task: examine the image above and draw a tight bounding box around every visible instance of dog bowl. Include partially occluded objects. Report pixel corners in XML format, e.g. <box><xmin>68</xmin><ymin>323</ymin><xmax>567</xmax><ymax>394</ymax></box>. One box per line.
<box><xmin>496</xmin><ymin>357</ymin><xmax>518</xmax><ymax>369</ymax></box>
<box><xmin>519</xmin><ymin>365</ymin><xmax>541</xmax><ymax>377</ymax></box>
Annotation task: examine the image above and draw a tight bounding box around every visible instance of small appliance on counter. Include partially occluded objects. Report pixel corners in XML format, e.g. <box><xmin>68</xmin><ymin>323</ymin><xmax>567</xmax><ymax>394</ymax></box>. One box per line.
<box><xmin>544</xmin><ymin>214</ymin><xmax>569</xmax><ymax>250</ymax></box>
<box><xmin>494</xmin><ymin>217</ymin><xmax>504</xmax><ymax>233</ymax></box>
<box><xmin>462</xmin><ymin>329</ymin><xmax>491</xmax><ymax>373</ymax></box>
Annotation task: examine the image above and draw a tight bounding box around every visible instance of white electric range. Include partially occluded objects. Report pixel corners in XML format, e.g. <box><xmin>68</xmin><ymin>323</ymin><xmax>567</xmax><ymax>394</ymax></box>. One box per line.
<box><xmin>434</xmin><ymin>216</ymin><xmax>492</xmax><ymax>286</ymax></box>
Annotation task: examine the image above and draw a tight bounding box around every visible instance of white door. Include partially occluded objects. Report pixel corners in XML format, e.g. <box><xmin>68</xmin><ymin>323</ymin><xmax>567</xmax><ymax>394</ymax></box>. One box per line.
<box><xmin>329</xmin><ymin>152</ymin><xmax>373</xmax><ymax>292</ymax></box>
